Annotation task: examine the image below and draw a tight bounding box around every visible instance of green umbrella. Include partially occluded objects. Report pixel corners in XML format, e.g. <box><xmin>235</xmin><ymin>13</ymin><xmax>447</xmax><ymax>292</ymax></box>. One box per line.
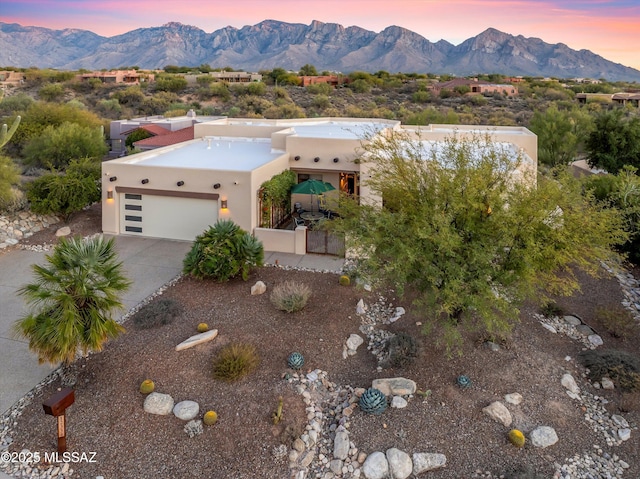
<box><xmin>291</xmin><ymin>179</ymin><xmax>336</xmax><ymax>211</ymax></box>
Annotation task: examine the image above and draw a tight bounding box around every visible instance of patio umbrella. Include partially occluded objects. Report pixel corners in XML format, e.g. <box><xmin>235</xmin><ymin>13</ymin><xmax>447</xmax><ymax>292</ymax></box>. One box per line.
<box><xmin>291</xmin><ymin>179</ymin><xmax>336</xmax><ymax>211</ymax></box>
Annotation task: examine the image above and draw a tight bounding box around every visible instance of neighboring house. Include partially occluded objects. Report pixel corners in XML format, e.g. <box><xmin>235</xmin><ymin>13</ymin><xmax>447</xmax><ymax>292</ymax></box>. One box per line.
<box><xmin>109</xmin><ymin>110</ymin><xmax>222</xmax><ymax>154</ymax></box>
<box><xmin>102</xmin><ymin>117</ymin><xmax>537</xmax><ymax>252</ymax></box>
<box><xmin>209</xmin><ymin>72</ymin><xmax>262</xmax><ymax>83</ymax></box>
<box><xmin>77</xmin><ymin>70</ymin><xmax>155</xmax><ymax>84</ymax></box>
<box><xmin>576</xmin><ymin>92</ymin><xmax>640</xmax><ymax>107</ymax></box>
<box><xmin>430</xmin><ymin>78</ymin><xmax>518</xmax><ymax>96</ymax></box>
<box><xmin>300</xmin><ymin>75</ymin><xmax>350</xmax><ymax>87</ymax></box>
<box><xmin>132</xmin><ymin>126</ymin><xmax>195</xmax><ymax>151</ymax></box>
<box><xmin>0</xmin><ymin>71</ymin><xmax>25</xmax><ymax>88</ymax></box>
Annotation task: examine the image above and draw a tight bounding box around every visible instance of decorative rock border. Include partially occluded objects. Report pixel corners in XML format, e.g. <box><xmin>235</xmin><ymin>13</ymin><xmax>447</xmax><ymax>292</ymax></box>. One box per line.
<box><xmin>0</xmin><ymin>211</ymin><xmax>60</xmax><ymax>250</ymax></box>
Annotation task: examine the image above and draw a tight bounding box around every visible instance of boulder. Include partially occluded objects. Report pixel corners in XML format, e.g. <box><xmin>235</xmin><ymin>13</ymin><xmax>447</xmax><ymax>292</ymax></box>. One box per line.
<box><xmin>530</xmin><ymin>426</ymin><xmax>558</xmax><ymax>448</ymax></box>
<box><xmin>601</xmin><ymin>377</ymin><xmax>615</xmax><ymax>389</ymax></box>
<box><xmin>588</xmin><ymin>334</ymin><xmax>604</xmax><ymax>346</ymax></box>
<box><xmin>362</xmin><ymin>451</ymin><xmax>389</xmax><ymax>479</ymax></box>
<box><xmin>412</xmin><ymin>453</ymin><xmax>447</xmax><ymax>474</ymax></box>
<box><xmin>175</xmin><ymin>329</ymin><xmax>218</xmax><ymax>351</ymax></box>
<box><xmin>173</xmin><ymin>400</ymin><xmax>199</xmax><ymax>421</ymax></box>
<box><xmin>333</xmin><ymin>430</ymin><xmax>350</xmax><ymax>460</ymax></box>
<box><xmin>386</xmin><ymin>448</ymin><xmax>412</xmax><ymax>479</ymax></box>
<box><xmin>563</xmin><ymin>315</ymin><xmax>582</xmax><ymax>325</ymax></box>
<box><xmin>482</xmin><ymin>401</ymin><xmax>512</xmax><ymax>427</ymax></box>
<box><xmin>143</xmin><ymin>392</ymin><xmax>174</xmax><ymax>415</ymax></box>
<box><xmin>356</xmin><ymin>299</ymin><xmax>367</xmax><ymax>315</ymax></box>
<box><xmin>372</xmin><ymin>377</ymin><xmax>417</xmax><ymax>396</ymax></box>
<box><xmin>391</xmin><ymin>396</ymin><xmax>408</xmax><ymax>409</ymax></box>
<box><xmin>251</xmin><ymin>281</ymin><xmax>266</xmax><ymax>295</ymax></box>
<box><xmin>55</xmin><ymin>226</ymin><xmax>71</xmax><ymax>237</ymax></box>
<box><xmin>561</xmin><ymin>373</ymin><xmax>580</xmax><ymax>394</ymax></box>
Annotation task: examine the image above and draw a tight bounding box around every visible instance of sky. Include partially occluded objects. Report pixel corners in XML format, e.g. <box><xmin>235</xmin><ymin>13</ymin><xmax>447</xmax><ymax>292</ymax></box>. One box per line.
<box><xmin>2</xmin><ymin>0</ymin><xmax>640</xmax><ymax>70</ymax></box>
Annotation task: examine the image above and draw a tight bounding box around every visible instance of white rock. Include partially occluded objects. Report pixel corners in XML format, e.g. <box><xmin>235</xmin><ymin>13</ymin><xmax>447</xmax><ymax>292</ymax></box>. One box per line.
<box><xmin>372</xmin><ymin>378</ymin><xmax>417</xmax><ymax>396</ymax></box>
<box><xmin>504</xmin><ymin>393</ymin><xmax>523</xmax><ymax>405</ymax></box>
<box><xmin>356</xmin><ymin>299</ymin><xmax>367</xmax><ymax>315</ymax></box>
<box><xmin>391</xmin><ymin>396</ymin><xmax>408</xmax><ymax>409</ymax></box>
<box><xmin>346</xmin><ymin>334</ymin><xmax>364</xmax><ymax>351</ymax></box>
<box><xmin>143</xmin><ymin>393</ymin><xmax>174</xmax><ymax>415</ymax></box>
<box><xmin>412</xmin><ymin>453</ymin><xmax>447</xmax><ymax>473</ymax></box>
<box><xmin>541</xmin><ymin>323</ymin><xmax>557</xmax><ymax>333</ymax></box>
<box><xmin>618</xmin><ymin>428</ymin><xmax>631</xmax><ymax>441</ymax></box>
<box><xmin>588</xmin><ymin>334</ymin><xmax>604</xmax><ymax>346</ymax></box>
<box><xmin>334</xmin><ymin>431</ymin><xmax>350</xmax><ymax>460</ymax></box>
<box><xmin>175</xmin><ymin>329</ymin><xmax>218</xmax><ymax>351</ymax></box>
<box><xmin>173</xmin><ymin>400</ymin><xmax>199</xmax><ymax>421</ymax></box>
<box><xmin>362</xmin><ymin>452</ymin><xmax>389</xmax><ymax>479</ymax></box>
<box><xmin>612</xmin><ymin>414</ymin><xmax>629</xmax><ymax>428</ymax></box>
<box><xmin>601</xmin><ymin>377</ymin><xmax>615</xmax><ymax>390</ymax></box>
<box><xmin>386</xmin><ymin>448</ymin><xmax>412</xmax><ymax>479</ymax></box>
<box><xmin>530</xmin><ymin>426</ymin><xmax>558</xmax><ymax>448</ymax></box>
<box><xmin>251</xmin><ymin>280</ymin><xmax>266</xmax><ymax>295</ymax></box>
<box><xmin>561</xmin><ymin>373</ymin><xmax>580</xmax><ymax>394</ymax></box>
<box><xmin>482</xmin><ymin>401</ymin><xmax>512</xmax><ymax>427</ymax></box>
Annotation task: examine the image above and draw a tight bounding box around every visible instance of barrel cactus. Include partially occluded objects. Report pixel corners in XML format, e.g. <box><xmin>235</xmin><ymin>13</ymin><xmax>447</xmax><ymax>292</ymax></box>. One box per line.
<box><xmin>339</xmin><ymin>275</ymin><xmax>350</xmax><ymax>286</ymax></box>
<box><xmin>287</xmin><ymin>352</ymin><xmax>304</xmax><ymax>370</ymax></box>
<box><xmin>203</xmin><ymin>410</ymin><xmax>218</xmax><ymax>426</ymax></box>
<box><xmin>139</xmin><ymin>379</ymin><xmax>155</xmax><ymax>394</ymax></box>
<box><xmin>197</xmin><ymin>322</ymin><xmax>209</xmax><ymax>333</ymax></box>
<box><xmin>456</xmin><ymin>375</ymin><xmax>472</xmax><ymax>389</ymax></box>
<box><xmin>359</xmin><ymin>387</ymin><xmax>387</xmax><ymax>415</ymax></box>
<box><xmin>508</xmin><ymin>429</ymin><xmax>525</xmax><ymax>448</ymax></box>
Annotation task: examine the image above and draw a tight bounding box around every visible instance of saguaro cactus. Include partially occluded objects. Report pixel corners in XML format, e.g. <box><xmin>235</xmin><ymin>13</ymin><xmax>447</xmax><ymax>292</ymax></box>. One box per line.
<box><xmin>0</xmin><ymin>115</ymin><xmax>21</xmax><ymax>148</ymax></box>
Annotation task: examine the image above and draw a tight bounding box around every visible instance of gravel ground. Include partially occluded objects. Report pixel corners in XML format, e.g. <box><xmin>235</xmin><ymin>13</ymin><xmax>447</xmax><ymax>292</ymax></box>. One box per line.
<box><xmin>1</xmin><ymin>206</ymin><xmax>639</xmax><ymax>479</ymax></box>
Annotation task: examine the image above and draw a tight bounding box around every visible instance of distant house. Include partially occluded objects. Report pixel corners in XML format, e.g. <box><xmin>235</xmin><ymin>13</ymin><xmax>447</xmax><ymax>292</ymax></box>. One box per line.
<box><xmin>78</xmin><ymin>70</ymin><xmax>155</xmax><ymax>84</ymax></box>
<box><xmin>209</xmin><ymin>72</ymin><xmax>262</xmax><ymax>83</ymax></box>
<box><xmin>0</xmin><ymin>71</ymin><xmax>25</xmax><ymax>88</ymax></box>
<box><xmin>130</xmin><ymin>126</ymin><xmax>195</xmax><ymax>151</ymax></box>
<box><xmin>430</xmin><ymin>78</ymin><xmax>518</xmax><ymax>96</ymax></box>
<box><xmin>300</xmin><ymin>75</ymin><xmax>350</xmax><ymax>87</ymax></box>
<box><xmin>576</xmin><ymin>92</ymin><xmax>640</xmax><ymax>107</ymax></box>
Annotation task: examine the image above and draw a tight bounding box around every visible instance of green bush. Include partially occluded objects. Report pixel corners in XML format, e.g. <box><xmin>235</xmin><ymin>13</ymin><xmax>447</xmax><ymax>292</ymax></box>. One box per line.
<box><xmin>26</xmin><ymin>158</ymin><xmax>101</xmax><ymax>220</ymax></box>
<box><xmin>384</xmin><ymin>331</ymin><xmax>418</xmax><ymax>368</ymax></box>
<box><xmin>132</xmin><ymin>298</ymin><xmax>183</xmax><ymax>329</ymax></box>
<box><xmin>540</xmin><ymin>301</ymin><xmax>564</xmax><ymax>318</ymax></box>
<box><xmin>183</xmin><ymin>220</ymin><xmax>264</xmax><ymax>281</ymax></box>
<box><xmin>594</xmin><ymin>305</ymin><xmax>638</xmax><ymax>340</ymax></box>
<box><xmin>578</xmin><ymin>349</ymin><xmax>640</xmax><ymax>391</ymax></box>
<box><xmin>212</xmin><ymin>343</ymin><xmax>259</xmax><ymax>381</ymax></box>
<box><xmin>270</xmin><ymin>281</ymin><xmax>312</xmax><ymax>313</ymax></box>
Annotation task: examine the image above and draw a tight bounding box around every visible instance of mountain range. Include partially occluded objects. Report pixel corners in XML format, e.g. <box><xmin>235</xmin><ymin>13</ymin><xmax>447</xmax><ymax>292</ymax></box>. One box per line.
<box><xmin>1</xmin><ymin>20</ymin><xmax>639</xmax><ymax>81</ymax></box>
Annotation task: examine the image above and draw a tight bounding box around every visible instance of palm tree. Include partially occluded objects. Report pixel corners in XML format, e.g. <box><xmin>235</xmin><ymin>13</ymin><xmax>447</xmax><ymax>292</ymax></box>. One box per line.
<box><xmin>14</xmin><ymin>236</ymin><xmax>131</xmax><ymax>366</ymax></box>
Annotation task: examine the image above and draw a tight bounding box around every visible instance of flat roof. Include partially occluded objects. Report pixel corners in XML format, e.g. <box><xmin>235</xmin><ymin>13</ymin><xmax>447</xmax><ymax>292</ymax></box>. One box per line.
<box><xmin>114</xmin><ymin>137</ymin><xmax>284</xmax><ymax>171</ymax></box>
<box><xmin>290</xmin><ymin>121</ymin><xmax>391</xmax><ymax>139</ymax></box>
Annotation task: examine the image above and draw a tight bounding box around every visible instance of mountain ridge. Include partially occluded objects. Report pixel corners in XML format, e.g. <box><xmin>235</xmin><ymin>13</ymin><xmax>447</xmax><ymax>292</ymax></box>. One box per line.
<box><xmin>1</xmin><ymin>20</ymin><xmax>639</xmax><ymax>81</ymax></box>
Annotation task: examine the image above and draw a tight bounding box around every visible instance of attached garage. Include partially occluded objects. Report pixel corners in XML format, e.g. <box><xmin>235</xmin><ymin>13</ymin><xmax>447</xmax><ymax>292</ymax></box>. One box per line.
<box><xmin>118</xmin><ymin>188</ymin><xmax>219</xmax><ymax>241</ymax></box>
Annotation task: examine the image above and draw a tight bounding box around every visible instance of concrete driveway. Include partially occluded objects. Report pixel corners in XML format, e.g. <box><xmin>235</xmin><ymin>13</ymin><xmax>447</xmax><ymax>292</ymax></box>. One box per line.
<box><xmin>0</xmin><ymin>235</ymin><xmax>192</xmax><ymax>416</ymax></box>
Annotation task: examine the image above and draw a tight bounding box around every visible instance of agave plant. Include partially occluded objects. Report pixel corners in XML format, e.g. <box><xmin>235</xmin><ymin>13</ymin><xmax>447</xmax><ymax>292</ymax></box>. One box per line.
<box><xmin>183</xmin><ymin>219</ymin><xmax>264</xmax><ymax>281</ymax></box>
<box><xmin>14</xmin><ymin>236</ymin><xmax>131</xmax><ymax>365</ymax></box>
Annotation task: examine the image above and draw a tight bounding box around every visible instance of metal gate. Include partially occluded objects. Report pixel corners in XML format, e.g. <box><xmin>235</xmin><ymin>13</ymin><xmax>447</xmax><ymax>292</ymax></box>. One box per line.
<box><xmin>306</xmin><ymin>230</ymin><xmax>345</xmax><ymax>256</ymax></box>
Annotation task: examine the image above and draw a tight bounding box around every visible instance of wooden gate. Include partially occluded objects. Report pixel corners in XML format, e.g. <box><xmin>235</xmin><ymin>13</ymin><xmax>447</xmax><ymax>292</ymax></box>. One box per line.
<box><xmin>306</xmin><ymin>230</ymin><xmax>345</xmax><ymax>256</ymax></box>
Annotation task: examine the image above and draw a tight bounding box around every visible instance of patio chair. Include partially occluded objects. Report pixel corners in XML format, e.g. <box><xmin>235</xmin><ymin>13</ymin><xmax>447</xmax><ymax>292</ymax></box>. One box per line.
<box><xmin>294</xmin><ymin>217</ymin><xmax>306</xmax><ymax>228</ymax></box>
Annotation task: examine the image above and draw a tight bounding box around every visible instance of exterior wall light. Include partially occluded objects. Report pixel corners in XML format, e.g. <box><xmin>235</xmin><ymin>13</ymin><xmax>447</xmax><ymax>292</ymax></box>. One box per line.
<box><xmin>141</xmin><ymin>179</ymin><xmax>149</xmax><ymax>184</ymax></box>
<box><xmin>109</xmin><ymin>176</ymin><xmax>117</xmax><ymax>182</ymax></box>
<box><xmin>220</xmin><ymin>199</ymin><xmax>228</xmax><ymax>209</ymax></box>
<box><xmin>294</xmin><ymin>156</ymin><xmax>300</xmax><ymax>161</ymax></box>
<box><xmin>177</xmin><ymin>181</ymin><xmax>184</xmax><ymax>186</ymax></box>
<box><xmin>106</xmin><ymin>191</ymin><xmax>114</xmax><ymax>200</ymax></box>
<box><xmin>333</xmin><ymin>157</ymin><xmax>339</xmax><ymax>163</ymax></box>
<box><xmin>314</xmin><ymin>157</ymin><xmax>320</xmax><ymax>162</ymax></box>
<box><xmin>213</xmin><ymin>183</ymin><xmax>221</xmax><ymax>189</ymax></box>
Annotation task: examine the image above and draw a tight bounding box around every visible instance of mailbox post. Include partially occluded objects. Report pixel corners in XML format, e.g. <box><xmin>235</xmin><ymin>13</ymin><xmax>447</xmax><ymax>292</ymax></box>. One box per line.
<box><xmin>43</xmin><ymin>388</ymin><xmax>75</xmax><ymax>453</ymax></box>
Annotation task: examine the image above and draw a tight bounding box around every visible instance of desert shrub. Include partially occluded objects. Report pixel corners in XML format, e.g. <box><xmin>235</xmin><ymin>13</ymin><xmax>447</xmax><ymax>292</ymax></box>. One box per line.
<box><xmin>212</xmin><ymin>343</ymin><xmax>259</xmax><ymax>381</ymax></box>
<box><xmin>578</xmin><ymin>349</ymin><xmax>640</xmax><ymax>391</ymax></box>
<box><xmin>132</xmin><ymin>298</ymin><xmax>183</xmax><ymax>329</ymax></box>
<box><xmin>540</xmin><ymin>301</ymin><xmax>564</xmax><ymax>318</ymax></box>
<box><xmin>183</xmin><ymin>220</ymin><xmax>264</xmax><ymax>281</ymax></box>
<box><xmin>594</xmin><ymin>305</ymin><xmax>638</xmax><ymax>340</ymax></box>
<box><xmin>26</xmin><ymin>158</ymin><xmax>101</xmax><ymax>221</ymax></box>
<box><xmin>270</xmin><ymin>281</ymin><xmax>312</xmax><ymax>313</ymax></box>
<box><xmin>384</xmin><ymin>331</ymin><xmax>418</xmax><ymax>368</ymax></box>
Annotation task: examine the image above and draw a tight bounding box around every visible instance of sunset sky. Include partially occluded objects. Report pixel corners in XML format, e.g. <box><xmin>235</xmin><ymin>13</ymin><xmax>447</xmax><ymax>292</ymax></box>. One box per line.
<box><xmin>3</xmin><ymin>0</ymin><xmax>640</xmax><ymax>70</ymax></box>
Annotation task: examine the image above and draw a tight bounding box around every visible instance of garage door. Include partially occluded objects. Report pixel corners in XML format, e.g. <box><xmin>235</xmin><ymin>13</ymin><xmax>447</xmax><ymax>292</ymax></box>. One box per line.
<box><xmin>120</xmin><ymin>192</ymin><xmax>218</xmax><ymax>241</ymax></box>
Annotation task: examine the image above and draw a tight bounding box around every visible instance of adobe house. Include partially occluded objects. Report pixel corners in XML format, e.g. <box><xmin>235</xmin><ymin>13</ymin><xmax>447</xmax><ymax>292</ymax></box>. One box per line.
<box><xmin>102</xmin><ymin>118</ymin><xmax>537</xmax><ymax>252</ymax></box>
